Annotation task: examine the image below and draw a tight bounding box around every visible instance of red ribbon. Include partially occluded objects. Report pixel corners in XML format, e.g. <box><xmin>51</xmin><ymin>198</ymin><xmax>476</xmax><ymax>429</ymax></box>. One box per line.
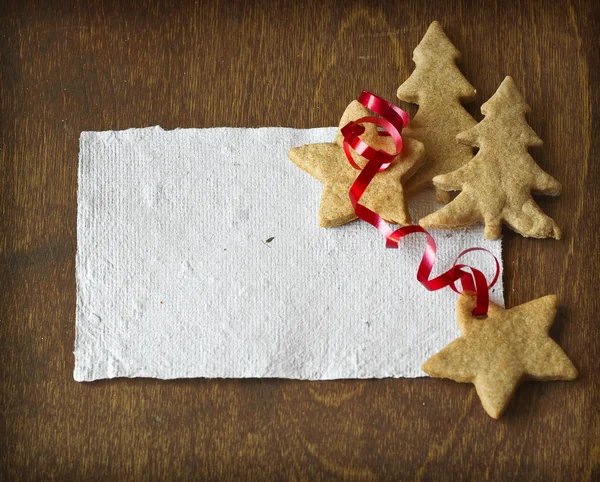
<box><xmin>342</xmin><ymin>91</ymin><xmax>499</xmax><ymax>316</ymax></box>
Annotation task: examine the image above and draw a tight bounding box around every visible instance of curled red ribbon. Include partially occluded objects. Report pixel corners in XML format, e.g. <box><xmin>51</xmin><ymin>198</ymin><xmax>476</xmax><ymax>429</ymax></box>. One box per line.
<box><xmin>342</xmin><ymin>91</ymin><xmax>499</xmax><ymax>316</ymax></box>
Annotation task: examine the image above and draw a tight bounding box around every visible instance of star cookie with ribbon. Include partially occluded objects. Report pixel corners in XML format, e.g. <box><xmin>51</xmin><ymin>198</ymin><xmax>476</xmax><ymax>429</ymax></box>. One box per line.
<box><xmin>423</xmin><ymin>292</ymin><xmax>578</xmax><ymax>418</ymax></box>
<box><xmin>288</xmin><ymin>101</ymin><xmax>425</xmax><ymax>227</ymax></box>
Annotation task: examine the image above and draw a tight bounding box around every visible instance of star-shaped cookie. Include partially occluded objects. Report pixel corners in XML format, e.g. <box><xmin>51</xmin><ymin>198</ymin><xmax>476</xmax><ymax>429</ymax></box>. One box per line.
<box><xmin>422</xmin><ymin>293</ymin><xmax>578</xmax><ymax>419</ymax></box>
<box><xmin>288</xmin><ymin>101</ymin><xmax>426</xmax><ymax>227</ymax></box>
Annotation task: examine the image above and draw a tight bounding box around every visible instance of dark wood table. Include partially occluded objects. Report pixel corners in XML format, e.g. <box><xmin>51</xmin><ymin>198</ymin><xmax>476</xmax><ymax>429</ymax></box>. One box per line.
<box><xmin>2</xmin><ymin>0</ymin><xmax>598</xmax><ymax>479</ymax></box>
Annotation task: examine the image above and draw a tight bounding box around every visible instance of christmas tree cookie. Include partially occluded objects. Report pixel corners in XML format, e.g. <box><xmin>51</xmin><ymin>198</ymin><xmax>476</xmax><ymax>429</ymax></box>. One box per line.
<box><xmin>423</xmin><ymin>293</ymin><xmax>578</xmax><ymax>419</ymax></box>
<box><xmin>288</xmin><ymin>101</ymin><xmax>425</xmax><ymax>227</ymax></box>
<box><xmin>420</xmin><ymin>76</ymin><xmax>562</xmax><ymax>240</ymax></box>
<box><xmin>397</xmin><ymin>21</ymin><xmax>477</xmax><ymax>204</ymax></box>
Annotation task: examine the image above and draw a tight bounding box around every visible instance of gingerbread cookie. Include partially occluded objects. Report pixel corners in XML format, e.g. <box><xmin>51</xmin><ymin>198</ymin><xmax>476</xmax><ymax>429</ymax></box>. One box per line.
<box><xmin>422</xmin><ymin>293</ymin><xmax>578</xmax><ymax>419</ymax></box>
<box><xmin>419</xmin><ymin>76</ymin><xmax>562</xmax><ymax>240</ymax></box>
<box><xmin>288</xmin><ymin>101</ymin><xmax>425</xmax><ymax>227</ymax></box>
<box><xmin>397</xmin><ymin>21</ymin><xmax>477</xmax><ymax>204</ymax></box>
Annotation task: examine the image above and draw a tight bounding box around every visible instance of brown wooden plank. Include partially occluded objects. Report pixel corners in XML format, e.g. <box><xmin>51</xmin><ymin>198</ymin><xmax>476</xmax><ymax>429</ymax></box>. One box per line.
<box><xmin>1</xmin><ymin>0</ymin><xmax>598</xmax><ymax>479</ymax></box>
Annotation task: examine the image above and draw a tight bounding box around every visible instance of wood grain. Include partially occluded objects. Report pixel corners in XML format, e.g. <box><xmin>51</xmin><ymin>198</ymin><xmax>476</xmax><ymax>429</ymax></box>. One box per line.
<box><xmin>1</xmin><ymin>0</ymin><xmax>599</xmax><ymax>479</ymax></box>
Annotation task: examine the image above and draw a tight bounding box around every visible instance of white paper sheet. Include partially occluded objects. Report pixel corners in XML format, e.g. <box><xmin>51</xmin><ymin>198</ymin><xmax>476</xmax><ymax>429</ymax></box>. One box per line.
<box><xmin>74</xmin><ymin>126</ymin><xmax>503</xmax><ymax>381</ymax></box>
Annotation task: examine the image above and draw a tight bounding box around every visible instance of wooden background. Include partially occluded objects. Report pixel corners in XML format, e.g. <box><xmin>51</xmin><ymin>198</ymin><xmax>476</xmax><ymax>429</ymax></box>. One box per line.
<box><xmin>1</xmin><ymin>0</ymin><xmax>599</xmax><ymax>480</ymax></box>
